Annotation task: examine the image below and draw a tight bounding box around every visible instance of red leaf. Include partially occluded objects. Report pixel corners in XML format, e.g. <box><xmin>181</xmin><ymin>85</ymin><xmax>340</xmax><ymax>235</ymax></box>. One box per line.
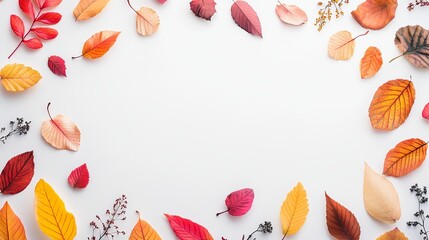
<box><xmin>190</xmin><ymin>0</ymin><xmax>216</xmax><ymax>20</ymax></box>
<box><xmin>231</xmin><ymin>0</ymin><xmax>262</xmax><ymax>37</ymax></box>
<box><xmin>165</xmin><ymin>214</ymin><xmax>214</xmax><ymax>240</ymax></box>
<box><xmin>68</xmin><ymin>164</ymin><xmax>89</xmax><ymax>189</ymax></box>
<box><xmin>19</xmin><ymin>0</ymin><xmax>35</xmax><ymax>20</ymax></box>
<box><xmin>217</xmin><ymin>188</ymin><xmax>254</xmax><ymax>216</ymax></box>
<box><xmin>10</xmin><ymin>15</ymin><xmax>25</xmax><ymax>38</ymax></box>
<box><xmin>325</xmin><ymin>193</ymin><xmax>361</xmax><ymax>240</ymax></box>
<box><xmin>423</xmin><ymin>103</ymin><xmax>429</xmax><ymax>120</ymax></box>
<box><xmin>48</xmin><ymin>55</ymin><xmax>67</xmax><ymax>77</ymax></box>
<box><xmin>0</xmin><ymin>151</ymin><xmax>35</xmax><ymax>195</ymax></box>
<box><xmin>31</xmin><ymin>27</ymin><xmax>58</xmax><ymax>40</ymax></box>
<box><xmin>36</xmin><ymin>12</ymin><xmax>62</xmax><ymax>24</ymax></box>
<box><xmin>36</xmin><ymin>0</ymin><xmax>62</xmax><ymax>9</ymax></box>
<box><xmin>158</xmin><ymin>0</ymin><xmax>167</xmax><ymax>4</ymax></box>
<box><xmin>24</xmin><ymin>38</ymin><xmax>43</xmax><ymax>49</ymax></box>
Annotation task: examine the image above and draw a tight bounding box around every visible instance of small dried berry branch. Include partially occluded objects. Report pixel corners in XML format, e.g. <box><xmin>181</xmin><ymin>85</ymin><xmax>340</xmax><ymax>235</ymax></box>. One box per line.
<box><xmin>408</xmin><ymin>0</ymin><xmax>429</xmax><ymax>11</ymax></box>
<box><xmin>0</xmin><ymin>118</ymin><xmax>31</xmax><ymax>144</ymax></box>
<box><xmin>243</xmin><ymin>221</ymin><xmax>273</xmax><ymax>240</ymax></box>
<box><xmin>407</xmin><ymin>184</ymin><xmax>429</xmax><ymax>240</ymax></box>
<box><xmin>315</xmin><ymin>0</ymin><xmax>349</xmax><ymax>31</ymax></box>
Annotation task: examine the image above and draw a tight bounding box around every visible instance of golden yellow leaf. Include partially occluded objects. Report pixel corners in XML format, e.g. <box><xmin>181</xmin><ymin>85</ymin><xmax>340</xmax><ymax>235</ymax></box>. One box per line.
<box><xmin>328</xmin><ymin>30</ymin><xmax>368</xmax><ymax>60</ymax></box>
<box><xmin>73</xmin><ymin>0</ymin><xmax>111</xmax><ymax>21</ymax></box>
<box><xmin>35</xmin><ymin>179</ymin><xmax>76</xmax><ymax>240</ymax></box>
<box><xmin>0</xmin><ymin>202</ymin><xmax>27</xmax><ymax>240</ymax></box>
<box><xmin>136</xmin><ymin>7</ymin><xmax>160</xmax><ymax>36</ymax></box>
<box><xmin>360</xmin><ymin>46</ymin><xmax>383</xmax><ymax>79</ymax></box>
<box><xmin>280</xmin><ymin>182</ymin><xmax>309</xmax><ymax>236</ymax></box>
<box><xmin>0</xmin><ymin>64</ymin><xmax>42</xmax><ymax>92</ymax></box>
<box><xmin>376</xmin><ymin>227</ymin><xmax>408</xmax><ymax>240</ymax></box>
<box><xmin>129</xmin><ymin>212</ymin><xmax>162</xmax><ymax>240</ymax></box>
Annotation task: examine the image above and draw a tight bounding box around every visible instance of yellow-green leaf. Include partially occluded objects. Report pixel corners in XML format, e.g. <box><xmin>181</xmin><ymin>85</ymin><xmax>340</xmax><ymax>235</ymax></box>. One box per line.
<box><xmin>280</xmin><ymin>182</ymin><xmax>309</xmax><ymax>236</ymax></box>
<box><xmin>0</xmin><ymin>201</ymin><xmax>27</xmax><ymax>240</ymax></box>
<box><xmin>129</xmin><ymin>212</ymin><xmax>162</xmax><ymax>240</ymax></box>
<box><xmin>35</xmin><ymin>179</ymin><xmax>76</xmax><ymax>240</ymax></box>
<box><xmin>0</xmin><ymin>64</ymin><xmax>42</xmax><ymax>92</ymax></box>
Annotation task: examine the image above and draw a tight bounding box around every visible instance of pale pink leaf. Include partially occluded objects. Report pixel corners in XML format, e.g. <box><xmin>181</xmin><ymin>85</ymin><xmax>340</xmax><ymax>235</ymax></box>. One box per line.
<box><xmin>217</xmin><ymin>188</ymin><xmax>254</xmax><ymax>216</ymax></box>
<box><xmin>190</xmin><ymin>0</ymin><xmax>216</xmax><ymax>20</ymax></box>
<box><xmin>275</xmin><ymin>3</ymin><xmax>307</xmax><ymax>26</ymax></box>
<box><xmin>231</xmin><ymin>0</ymin><xmax>262</xmax><ymax>37</ymax></box>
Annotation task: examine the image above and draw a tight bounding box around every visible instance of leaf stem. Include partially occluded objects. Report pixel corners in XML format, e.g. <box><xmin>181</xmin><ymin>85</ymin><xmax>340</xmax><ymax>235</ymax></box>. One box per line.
<box><xmin>126</xmin><ymin>0</ymin><xmax>149</xmax><ymax>22</ymax></box>
<box><xmin>46</xmin><ymin>102</ymin><xmax>54</xmax><ymax>121</ymax></box>
<box><xmin>71</xmin><ymin>55</ymin><xmax>82</xmax><ymax>59</ymax></box>
<box><xmin>352</xmin><ymin>30</ymin><xmax>369</xmax><ymax>41</ymax></box>
<box><xmin>216</xmin><ymin>210</ymin><xmax>228</xmax><ymax>216</ymax></box>
<box><xmin>281</xmin><ymin>233</ymin><xmax>287</xmax><ymax>240</ymax></box>
<box><xmin>389</xmin><ymin>53</ymin><xmax>405</xmax><ymax>63</ymax></box>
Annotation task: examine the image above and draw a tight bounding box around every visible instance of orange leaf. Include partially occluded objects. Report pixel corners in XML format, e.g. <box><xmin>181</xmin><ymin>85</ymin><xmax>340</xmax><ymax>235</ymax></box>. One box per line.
<box><xmin>360</xmin><ymin>46</ymin><xmax>383</xmax><ymax>79</ymax></box>
<box><xmin>41</xmin><ymin>103</ymin><xmax>81</xmax><ymax>151</ymax></box>
<box><xmin>368</xmin><ymin>79</ymin><xmax>415</xmax><ymax>131</ymax></box>
<box><xmin>0</xmin><ymin>202</ymin><xmax>27</xmax><ymax>240</ymax></box>
<box><xmin>383</xmin><ymin>138</ymin><xmax>428</xmax><ymax>177</ymax></box>
<box><xmin>352</xmin><ymin>0</ymin><xmax>397</xmax><ymax>30</ymax></box>
<box><xmin>376</xmin><ymin>227</ymin><xmax>408</xmax><ymax>240</ymax></box>
<box><xmin>73</xmin><ymin>0</ymin><xmax>111</xmax><ymax>21</ymax></box>
<box><xmin>325</xmin><ymin>193</ymin><xmax>360</xmax><ymax>240</ymax></box>
<box><xmin>129</xmin><ymin>212</ymin><xmax>162</xmax><ymax>240</ymax></box>
<box><xmin>73</xmin><ymin>31</ymin><xmax>120</xmax><ymax>59</ymax></box>
<box><xmin>328</xmin><ymin>30</ymin><xmax>368</xmax><ymax>60</ymax></box>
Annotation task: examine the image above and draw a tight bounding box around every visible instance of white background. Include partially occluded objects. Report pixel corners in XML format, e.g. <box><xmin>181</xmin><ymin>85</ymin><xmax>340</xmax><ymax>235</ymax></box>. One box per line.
<box><xmin>1</xmin><ymin>0</ymin><xmax>429</xmax><ymax>239</ymax></box>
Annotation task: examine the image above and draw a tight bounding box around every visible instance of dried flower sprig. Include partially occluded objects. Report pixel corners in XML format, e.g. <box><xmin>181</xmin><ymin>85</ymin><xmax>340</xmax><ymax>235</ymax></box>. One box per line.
<box><xmin>314</xmin><ymin>0</ymin><xmax>349</xmax><ymax>31</ymax></box>
<box><xmin>88</xmin><ymin>195</ymin><xmax>128</xmax><ymax>240</ymax></box>
<box><xmin>407</xmin><ymin>184</ymin><xmax>429</xmax><ymax>240</ymax></box>
<box><xmin>0</xmin><ymin>118</ymin><xmax>31</xmax><ymax>144</ymax></box>
<box><xmin>408</xmin><ymin>0</ymin><xmax>429</xmax><ymax>11</ymax></box>
<box><xmin>243</xmin><ymin>221</ymin><xmax>273</xmax><ymax>240</ymax></box>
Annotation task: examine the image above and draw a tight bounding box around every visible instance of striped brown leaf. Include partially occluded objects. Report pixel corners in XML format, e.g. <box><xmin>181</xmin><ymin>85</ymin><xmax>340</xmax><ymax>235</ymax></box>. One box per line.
<box><xmin>392</xmin><ymin>25</ymin><xmax>429</xmax><ymax>68</ymax></box>
<box><xmin>325</xmin><ymin>193</ymin><xmax>360</xmax><ymax>240</ymax></box>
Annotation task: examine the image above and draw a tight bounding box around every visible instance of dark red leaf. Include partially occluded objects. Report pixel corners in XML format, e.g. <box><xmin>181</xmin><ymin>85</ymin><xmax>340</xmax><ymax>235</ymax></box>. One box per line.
<box><xmin>19</xmin><ymin>0</ymin><xmax>35</xmax><ymax>20</ymax></box>
<box><xmin>423</xmin><ymin>103</ymin><xmax>429</xmax><ymax>120</ymax></box>
<box><xmin>217</xmin><ymin>188</ymin><xmax>254</xmax><ymax>216</ymax></box>
<box><xmin>24</xmin><ymin>38</ymin><xmax>43</xmax><ymax>49</ymax></box>
<box><xmin>36</xmin><ymin>0</ymin><xmax>62</xmax><ymax>9</ymax></box>
<box><xmin>0</xmin><ymin>151</ymin><xmax>35</xmax><ymax>195</ymax></box>
<box><xmin>10</xmin><ymin>15</ymin><xmax>25</xmax><ymax>38</ymax></box>
<box><xmin>165</xmin><ymin>214</ymin><xmax>214</xmax><ymax>240</ymax></box>
<box><xmin>36</xmin><ymin>12</ymin><xmax>62</xmax><ymax>24</ymax></box>
<box><xmin>48</xmin><ymin>55</ymin><xmax>67</xmax><ymax>77</ymax></box>
<box><xmin>31</xmin><ymin>27</ymin><xmax>58</xmax><ymax>40</ymax></box>
<box><xmin>231</xmin><ymin>0</ymin><xmax>262</xmax><ymax>37</ymax></box>
<box><xmin>68</xmin><ymin>164</ymin><xmax>89</xmax><ymax>189</ymax></box>
<box><xmin>190</xmin><ymin>0</ymin><xmax>216</xmax><ymax>20</ymax></box>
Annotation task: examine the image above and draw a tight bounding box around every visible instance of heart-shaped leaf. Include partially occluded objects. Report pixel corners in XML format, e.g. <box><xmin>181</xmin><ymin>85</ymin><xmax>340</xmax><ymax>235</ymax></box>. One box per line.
<box><xmin>0</xmin><ymin>151</ymin><xmax>35</xmax><ymax>195</ymax></box>
<box><xmin>68</xmin><ymin>164</ymin><xmax>89</xmax><ymax>189</ymax></box>
<box><xmin>325</xmin><ymin>192</ymin><xmax>360</xmax><ymax>240</ymax></box>
<box><xmin>165</xmin><ymin>214</ymin><xmax>214</xmax><ymax>240</ymax></box>
<box><xmin>217</xmin><ymin>188</ymin><xmax>254</xmax><ymax>216</ymax></box>
<box><xmin>231</xmin><ymin>0</ymin><xmax>262</xmax><ymax>37</ymax></box>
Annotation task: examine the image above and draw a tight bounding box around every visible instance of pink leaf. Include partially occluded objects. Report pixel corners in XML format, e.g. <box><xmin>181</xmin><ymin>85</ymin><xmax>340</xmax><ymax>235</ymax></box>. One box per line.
<box><xmin>275</xmin><ymin>3</ymin><xmax>307</xmax><ymax>26</ymax></box>
<box><xmin>231</xmin><ymin>0</ymin><xmax>262</xmax><ymax>37</ymax></box>
<box><xmin>10</xmin><ymin>15</ymin><xmax>25</xmax><ymax>38</ymax></box>
<box><xmin>217</xmin><ymin>188</ymin><xmax>254</xmax><ymax>216</ymax></box>
<box><xmin>36</xmin><ymin>0</ymin><xmax>62</xmax><ymax>9</ymax></box>
<box><xmin>24</xmin><ymin>38</ymin><xmax>43</xmax><ymax>49</ymax></box>
<box><xmin>423</xmin><ymin>103</ymin><xmax>429</xmax><ymax>120</ymax></box>
<box><xmin>19</xmin><ymin>0</ymin><xmax>35</xmax><ymax>20</ymax></box>
<box><xmin>158</xmin><ymin>0</ymin><xmax>167</xmax><ymax>4</ymax></box>
<box><xmin>68</xmin><ymin>164</ymin><xmax>89</xmax><ymax>189</ymax></box>
<box><xmin>165</xmin><ymin>214</ymin><xmax>214</xmax><ymax>240</ymax></box>
<box><xmin>48</xmin><ymin>55</ymin><xmax>67</xmax><ymax>77</ymax></box>
<box><xmin>190</xmin><ymin>0</ymin><xmax>216</xmax><ymax>20</ymax></box>
<box><xmin>36</xmin><ymin>12</ymin><xmax>62</xmax><ymax>24</ymax></box>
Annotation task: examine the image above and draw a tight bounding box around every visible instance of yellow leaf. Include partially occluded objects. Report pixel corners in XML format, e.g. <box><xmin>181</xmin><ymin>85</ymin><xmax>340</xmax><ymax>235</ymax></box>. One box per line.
<box><xmin>280</xmin><ymin>182</ymin><xmax>309</xmax><ymax>236</ymax></box>
<box><xmin>0</xmin><ymin>64</ymin><xmax>42</xmax><ymax>92</ymax></box>
<box><xmin>328</xmin><ymin>30</ymin><xmax>369</xmax><ymax>60</ymax></box>
<box><xmin>136</xmin><ymin>7</ymin><xmax>160</xmax><ymax>36</ymax></box>
<box><xmin>376</xmin><ymin>227</ymin><xmax>408</xmax><ymax>240</ymax></box>
<box><xmin>35</xmin><ymin>179</ymin><xmax>76</xmax><ymax>240</ymax></box>
<box><xmin>0</xmin><ymin>202</ymin><xmax>27</xmax><ymax>240</ymax></box>
<box><xmin>73</xmin><ymin>0</ymin><xmax>111</xmax><ymax>21</ymax></box>
<box><xmin>129</xmin><ymin>212</ymin><xmax>162</xmax><ymax>240</ymax></box>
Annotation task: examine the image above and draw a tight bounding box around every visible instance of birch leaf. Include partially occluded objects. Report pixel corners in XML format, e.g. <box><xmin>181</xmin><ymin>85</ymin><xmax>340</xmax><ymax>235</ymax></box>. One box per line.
<box><xmin>0</xmin><ymin>202</ymin><xmax>27</xmax><ymax>240</ymax></box>
<box><xmin>280</xmin><ymin>182</ymin><xmax>309</xmax><ymax>236</ymax></box>
<box><xmin>0</xmin><ymin>64</ymin><xmax>42</xmax><ymax>92</ymax></box>
<box><xmin>129</xmin><ymin>212</ymin><xmax>162</xmax><ymax>240</ymax></box>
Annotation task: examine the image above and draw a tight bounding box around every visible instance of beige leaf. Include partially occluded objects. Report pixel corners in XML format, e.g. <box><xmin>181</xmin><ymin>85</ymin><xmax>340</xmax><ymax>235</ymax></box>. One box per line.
<box><xmin>328</xmin><ymin>30</ymin><xmax>369</xmax><ymax>60</ymax></box>
<box><xmin>136</xmin><ymin>7</ymin><xmax>160</xmax><ymax>36</ymax></box>
<box><xmin>363</xmin><ymin>162</ymin><xmax>400</xmax><ymax>223</ymax></box>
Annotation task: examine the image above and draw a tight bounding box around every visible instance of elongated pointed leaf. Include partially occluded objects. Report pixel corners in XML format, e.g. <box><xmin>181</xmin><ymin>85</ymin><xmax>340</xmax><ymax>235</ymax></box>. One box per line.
<box><xmin>19</xmin><ymin>0</ymin><xmax>35</xmax><ymax>20</ymax></box>
<box><xmin>36</xmin><ymin>12</ymin><xmax>62</xmax><ymax>25</ymax></box>
<box><xmin>0</xmin><ymin>64</ymin><xmax>42</xmax><ymax>92</ymax></box>
<box><xmin>280</xmin><ymin>182</ymin><xmax>309</xmax><ymax>236</ymax></box>
<box><xmin>73</xmin><ymin>0</ymin><xmax>111</xmax><ymax>20</ymax></box>
<box><xmin>325</xmin><ymin>193</ymin><xmax>360</xmax><ymax>240</ymax></box>
<box><xmin>0</xmin><ymin>151</ymin><xmax>34</xmax><ymax>195</ymax></box>
<box><xmin>0</xmin><ymin>202</ymin><xmax>27</xmax><ymax>240</ymax></box>
<box><xmin>360</xmin><ymin>46</ymin><xmax>383</xmax><ymax>79</ymax></box>
<box><xmin>77</xmin><ymin>31</ymin><xmax>120</xmax><ymax>59</ymax></box>
<box><xmin>31</xmin><ymin>27</ymin><xmax>58</xmax><ymax>40</ymax></box>
<box><xmin>165</xmin><ymin>214</ymin><xmax>214</xmax><ymax>240</ymax></box>
<box><xmin>231</xmin><ymin>0</ymin><xmax>262</xmax><ymax>37</ymax></box>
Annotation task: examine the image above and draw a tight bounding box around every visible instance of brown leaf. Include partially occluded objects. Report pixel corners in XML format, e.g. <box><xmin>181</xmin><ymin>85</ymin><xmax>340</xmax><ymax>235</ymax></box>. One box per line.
<box><xmin>351</xmin><ymin>0</ymin><xmax>397</xmax><ymax>30</ymax></box>
<box><xmin>376</xmin><ymin>227</ymin><xmax>408</xmax><ymax>240</ymax></box>
<box><xmin>392</xmin><ymin>25</ymin><xmax>429</xmax><ymax>69</ymax></box>
<box><xmin>360</xmin><ymin>46</ymin><xmax>383</xmax><ymax>79</ymax></box>
<box><xmin>325</xmin><ymin>193</ymin><xmax>360</xmax><ymax>240</ymax></box>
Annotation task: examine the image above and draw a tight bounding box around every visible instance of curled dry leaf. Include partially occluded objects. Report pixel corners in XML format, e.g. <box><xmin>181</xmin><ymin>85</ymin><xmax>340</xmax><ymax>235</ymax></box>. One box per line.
<box><xmin>360</xmin><ymin>46</ymin><xmax>383</xmax><ymax>79</ymax></box>
<box><xmin>165</xmin><ymin>214</ymin><xmax>214</xmax><ymax>240</ymax></box>
<box><xmin>392</xmin><ymin>25</ymin><xmax>429</xmax><ymax>69</ymax></box>
<box><xmin>217</xmin><ymin>188</ymin><xmax>254</xmax><ymax>216</ymax></box>
<box><xmin>368</xmin><ymin>79</ymin><xmax>415</xmax><ymax>131</ymax></box>
<box><xmin>383</xmin><ymin>138</ymin><xmax>428</xmax><ymax>177</ymax></box>
<box><xmin>0</xmin><ymin>64</ymin><xmax>42</xmax><ymax>92</ymax></box>
<box><xmin>275</xmin><ymin>2</ymin><xmax>307</xmax><ymax>26</ymax></box>
<box><xmin>48</xmin><ymin>55</ymin><xmax>67</xmax><ymax>77</ymax></box>
<box><xmin>0</xmin><ymin>202</ymin><xmax>27</xmax><ymax>240</ymax></box>
<box><xmin>328</xmin><ymin>30</ymin><xmax>368</xmax><ymax>60</ymax></box>
<box><xmin>73</xmin><ymin>0</ymin><xmax>111</xmax><ymax>21</ymax></box>
<box><xmin>68</xmin><ymin>164</ymin><xmax>89</xmax><ymax>189</ymax></box>
<box><xmin>190</xmin><ymin>0</ymin><xmax>216</xmax><ymax>20</ymax></box>
<box><xmin>351</xmin><ymin>0</ymin><xmax>397</xmax><ymax>30</ymax></box>
<box><xmin>41</xmin><ymin>103</ymin><xmax>81</xmax><ymax>151</ymax></box>
<box><xmin>325</xmin><ymin>192</ymin><xmax>360</xmax><ymax>240</ymax></box>
<box><xmin>73</xmin><ymin>30</ymin><xmax>120</xmax><ymax>59</ymax></box>
<box><xmin>129</xmin><ymin>212</ymin><xmax>162</xmax><ymax>240</ymax></box>
<box><xmin>364</xmin><ymin>162</ymin><xmax>401</xmax><ymax>223</ymax></box>
<box><xmin>423</xmin><ymin>103</ymin><xmax>429</xmax><ymax>120</ymax></box>
<box><xmin>0</xmin><ymin>151</ymin><xmax>35</xmax><ymax>195</ymax></box>
<box><xmin>136</xmin><ymin>7</ymin><xmax>160</xmax><ymax>36</ymax></box>
<box><xmin>280</xmin><ymin>182</ymin><xmax>309</xmax><ymax>237</ymax></box>
<box><xmin>376</xmin><ymin>227</ymin><xmax>408</xmax><ymax>240</ymax></box>
<box><xmin>231</xmin><ymin>0</ymin><xmax>262</xmax><ymax>37</ymax></box>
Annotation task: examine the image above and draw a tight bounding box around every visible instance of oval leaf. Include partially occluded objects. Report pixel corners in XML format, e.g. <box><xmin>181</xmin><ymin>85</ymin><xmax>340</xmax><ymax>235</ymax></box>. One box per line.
<box><xmin>369</xmin><ymin>79</ymin><xmax>415</xmax><ymax>131</ymax></box>
<box><xmin>36</xmin><ymin>12</ymin><xmax>62</xmax><ymax>24</ymax></box>
<box><xmin>10</xmin><ymin>15</ymin><xmax>25</xmax><ymax>38</ymax></box>
<box><xmin>129</xmin><ymin>213</ymin><xmax>162</xmax><ymax>240</ymax></box>
<box><xmin>423</xmin><ymin>102</ymin><xmax>429</xmax><ymax>120</ymax></box>
<box><xmin>280</xmin><ymin>182</ymin><xmax>309</xmax><ymax>236</ymax></box>
<box><xmin>0</xmin><ymin>151</ymin><xmax>34</xmax><ymax>195</ymax></box>
<box><xmin>31</xmin><ymin>27</ymin><xmax>58</xmax><ymax>40</ymax></box>
<box><xmin>328</xmin><ymin>31</ymin><xmax>355</xmax><ymax>60</ymax></box>
<box><xmin>68</xmin><ymin>163</ymin><xmax>89</xmax><ymax>189</ymax></box>
<box><xmin>76</xmin><ymin>30</ymin><xmax>120</xmax><ymax>59</ymax></box>
<box><xmin>136</xmin><ymin>7</ymin><xmax>160</xmax><ymax>36</ymax></box>
<box><xmin>352</xmin><ymin>0</ymin><xmax>397</xmax><ymax>30</ymax></box>
<box><xmin>190</xmin><ymin>0</ymin><xmax>216</xmax><ymax>20</ymax></box>
<box><xmin>0</xmin><ymin>64</ymin><xmax>42</xmax><ymax>92</ymax></box>
<box><xmin>165</xmin><ymin>214</ymin><xmax>214</xmax><ymax>240</ymax></box>
<box><xmin>383</xmin><ymin>138</ymin><xmax>428</xmax><ymax>177</ymax></box>
<box><xmin>23</xmin><ymin>38</ymin><xmax>43</xmax><ymax>49</ymax></box>
<box><xmin>48</xmin><ymin>55</ymin><xmax>67</xmax><ymax>77</ymax></box>
<box><xmin>364</xmin><ymin>162</ymin><xmax>401</xmax><ymax>223</ymax></box>
<box><xmin>231</xmin><ymin>0</ymin><xmax>262</xmax><ymax>37</ymax></box>
<box><xmin>377</xmin><ymin>227</ymin><xmax>408</xmax><ymax>240</ymax></box>
<box><xmin>325</xmin><ymin>193</ymin><xmax>361</xmax><ymax>240</ymax></box>
<box><xmin>217</xmin><ymin>188</ymin><xmax>254</xmax><ymax>216</ymax></box>
<box><xmin>0</xmin><ymin>202</ymin><xmax>27</xmax><ymax>240</ymax></box>
<box><xmin>19</xmin><ymin>0</ymin><xmax>35</xmax><ymax>20</ymax></box>
<box><xmin>35</xmin><ymin>179</ymin><xmax>77</xmax><ymax>240</ymax></box>
<box><xmin>360</xmin><ymin>46</ymin><xmax>383</xmax><ymax>79</ymax></box>
<box><xmin>73</xmin><ymin>0</ymin><xmax>111</xmax><ymax>21</ymax></box>
<box><xmin>393</xmin><ymin>25</ymin><xmax>429</xmax><ymax>69</ymax></box>
<box><xmin>36</xmin><ymin>0</ymin><xmax>62</xmax><ymax>9</ymax></box>
<box><xmin>275</xmin><ymin>3</ymin><xmax>307</xmax><ymax>26</ymax></box>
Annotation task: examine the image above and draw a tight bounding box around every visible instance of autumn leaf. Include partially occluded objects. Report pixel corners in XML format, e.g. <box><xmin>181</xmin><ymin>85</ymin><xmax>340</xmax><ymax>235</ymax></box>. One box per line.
<box><xmin>364</xmin><ymin>162</ymin><xmax>401</xmax><ymax>223</ymax></box>
<box><xmin>368</xmin><ymin>79</ymin><xmax>415</xmax><ymax>131</ymax></box>
<box><xmin>73</xmin><ymin>31</ymin><xmax>120</xmax><ymax>59</ymax></box>
<box><xmin>73</xmin><ymin>0</ymin><xmax>111</xmax><ymax>21</ymax></box>
<box><xmin>36</xmin><ymin>12</ymin><xmax>62</xmax><ymax>24</ymax></box>
<box><xmin>328</xmin><ymin>30</ymin><xmax>369</xmax><ymax>60</ymax></box>
<box><xmin>157</xmin><ymin>0</ymin><xmax>167</xmax><ymax>4</ymax></box>
<box><xmin>19</xmin><ymin>0</ymin><xmax>35</xmax><ymax>20</ymax></box>
<box><xmin>383</xmin><ymin>138</ymin><xmax>428</xmax><ymax>177</ymax></box>
<box><xmin>10</xmin><ymin>15</ymin><xmax>25</xmax><ymax>38</ymax></box>
<box><xmin>48</xmin><ymin>55</ymin><xmax>67</xmax><ymax>77</ymax></box>
<box><xmin>423</xmin><ymin>103</ymin><xmax>429</xmax><ymax>120</ymax></box>
<box><xmin>216</xmin><ymin>188</ymin><xmax>254</xmax><ymax>216</ymax></box>
<box><xmin>31</xmin><ymin>27</ymin><xmax>58</xmax><ymax>40</ymax></box>
<box><xmin>190</xmin><ymin>0</ymin><xmax>216</xmax><ymax>20</ymax></box>
<box><xmin>41</xmin><ymin>103</ymin><xmax>81</xmax><ymax>151</ymax></box>
<box><xmin>68</xmin><ymin>163</ymin><xmax>89</xmax><ymax>189</ymax></box>
<box><xmin>35</xmin><ymin>0</ymin><xmax>62</xmax><ymax>9</ymax></box>
<box><xmin>360</xmin><ymin>46</ymin><xmax>383</xmax><ymax>79</ymax></box>
<box><xmin>0</xmin><ymin>151</ymin><xmax>34</xmax><ymax>195</ymax></box>
<box><xmin>0</xmin><ymin>64</ymin><xmax>42</xmax><ymax>92</ymax></box>
<box><xmin>0</xmin><ymin>202</ymin><xmax>27</xmax><ymax>240</ymax></box>
<box><xmin>136</xmin><ymin>7</ymin><xmax>160</xmax><ymax>36</ymax></box>
<box><xmin>129</xmin><ymin>212</ymin><xmax>162</xmax><ymax>240</ymax></box>
<box><xmin>165</xmin><ymin>214</ymin><xmax>214</xmax><ymax>240</ymax></box>
<box><xmin>231</xmin><ymin>0</ymin><xmax>262</xmax><ymax>37</ymax></box>
<box><xmin>23</xmin><ymin>38</ymin><xmax>42</xmax><ymax>49</ymax></box>
<box><xmin>280</xmin><ymin>182</ymin><xmax>309</xmax><ymax>237</ymax></box>
<box><xmin>391</xmin><ymin>25</ymin><xmax>429</xmax><ymax>69</ymax></box>
<box><xmin>377</xmin><ymin>228</ymin><xmax>408</xmax><ymax>240</ymax></box>
<box><xmin>325</xmin><ymin>193</ymin><xmax>360</xmax><ymax>240</ymax></box>
<box><xmin>275</xmin><ymin>2</ymin><xmax>307</xmax><ymax>26</ymax></box>
<box><xmin>35</xmin><ymin>179</ymin><xmax>77</xmax><ymax>240</ymax></box>
<box><xmin>352</xmin><ymin>0</ymin><xmax>397</xmax><ymax>30</ymax></box>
